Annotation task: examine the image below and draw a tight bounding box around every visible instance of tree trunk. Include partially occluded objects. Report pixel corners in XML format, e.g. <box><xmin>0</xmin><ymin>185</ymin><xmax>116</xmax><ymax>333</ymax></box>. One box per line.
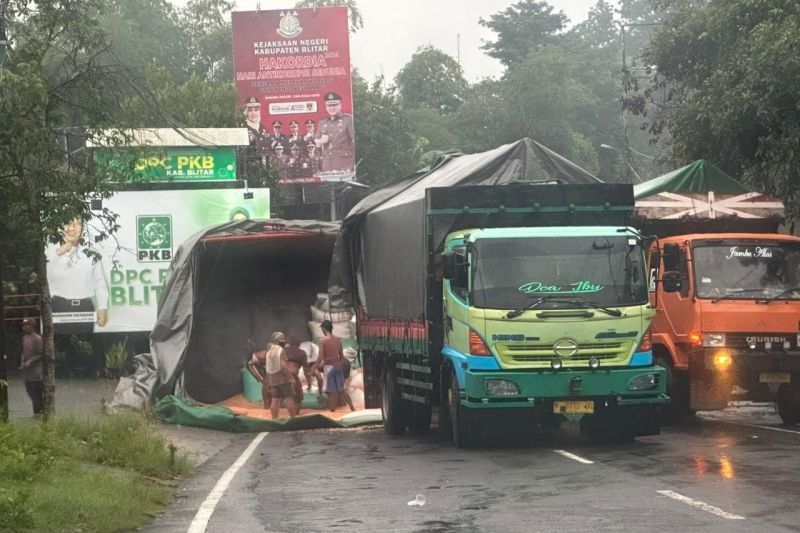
<box><xmin>37</xmin><ymin>240</ymin><xmax>56</xmax><ymax>419</ymax></box>
<box><xmin>0</xmin><ymin>257</ymin><xmax>8</xmax><ymax>423</ymax></box>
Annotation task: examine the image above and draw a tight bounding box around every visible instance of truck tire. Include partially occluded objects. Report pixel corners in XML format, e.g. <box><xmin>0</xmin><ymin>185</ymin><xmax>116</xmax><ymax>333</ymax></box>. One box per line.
<box><xmin>406</xmin><ymin>402</ymin><xmax>432</xmax><ymax>434</ymax></box>
<box><xmin>654</xmin><ymin>351</ymin><xmax>692</xmax><ymax>421</ymax></box>
<box><xmin>382</xmin><ymin>366</ymin><xmax>406</xmax><ymax>435</ymax></box>
<box><xmin>777</xmin><ymin>383</ymin><xmax>800</xmax><ymax>425</ymax></box>
<box><xmin>450</xmin><ymin>368</ymin><xmax>475</xmax><ymax>448</ymax></box>
<box><xmin>438</xmin><ymin>366</ymin><xmax>453</xmax><ymax>441</ymax></box>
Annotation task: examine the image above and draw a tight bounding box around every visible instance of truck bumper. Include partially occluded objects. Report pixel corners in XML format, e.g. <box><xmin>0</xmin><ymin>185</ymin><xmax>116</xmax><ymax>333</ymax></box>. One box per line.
<box><xmin>459</xmin><ymin>366</ymin><xmax>669</xmax><ymax>409</ymax></box>
<box><xmin>690</xmin><ymin>347</ymin><xmax>800</xmax><ymax>402</ymax></box>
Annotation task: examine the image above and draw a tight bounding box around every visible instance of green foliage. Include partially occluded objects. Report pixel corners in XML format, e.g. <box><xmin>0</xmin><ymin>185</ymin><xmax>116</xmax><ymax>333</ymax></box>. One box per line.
<box><xmin>642</xmin><ymin>0</ymin><xmax>800</xmax><ymax>215</ymax></box>
<box><xmin>0</xmin><ymin>415</ymin><xmax>192</xmax><ymax>531</ymax></box>
<box><xmin>294</xmin><ymin>0</ymin><xmax>364</xmax><ymax>33</ymax></box>
<box><xmin>480</xmin><ymin>0</ymin><xmax>569</xmax><ymax>67</ymax></box>
<box><xmin>395</xmin><ymin>46</ymin><xmax>469</xmax><ymax>115</ymax></box>
<box><xmin>567</xmin><ymin>131</ymin><xmax>600</xmax><ymax>176</ymax></box>
<box><xmin>105</xmin><ymin>340</ymin><xmax>129</xmax><ymax>371</ymax></box>
<box><xmin>352</xmin><ymin>73</ymin><xmax>416</xmax><ymax>185</ymax></box>
<box><xmin>503</xmin><ymin>46</ymin><xmax>600</xmax><ymax>156</ymax></box>
<box><xmin>0</xmin><ymin>488</ymin><xmax>34</xmax><ymax>531</ymax></box>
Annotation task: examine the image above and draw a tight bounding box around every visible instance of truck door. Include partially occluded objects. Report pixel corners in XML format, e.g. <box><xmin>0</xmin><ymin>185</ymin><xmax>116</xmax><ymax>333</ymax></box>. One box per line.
<box><xmin>658</xmin><ymin>244</ymin><xmax>695</xmax><ymax>368</ymax></box>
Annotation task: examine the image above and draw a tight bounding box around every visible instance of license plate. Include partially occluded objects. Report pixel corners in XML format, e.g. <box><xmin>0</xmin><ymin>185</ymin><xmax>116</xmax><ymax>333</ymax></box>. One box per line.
<box><xmin>759</xmin><ymin>372</ymin><xmax>791</xmax><ymax>384</ymax></box>
<box><xmin>553</xmin><ymin>400</ymin><xmax>595</xmax><ymax>414</ymax></box>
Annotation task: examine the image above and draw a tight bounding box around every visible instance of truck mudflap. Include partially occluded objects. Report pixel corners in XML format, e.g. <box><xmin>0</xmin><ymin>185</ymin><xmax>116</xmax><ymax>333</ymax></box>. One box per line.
<box><xmin>458</xmin><ymin>366</ymin><xmax>669</xmax><ymax>409</ymax></box>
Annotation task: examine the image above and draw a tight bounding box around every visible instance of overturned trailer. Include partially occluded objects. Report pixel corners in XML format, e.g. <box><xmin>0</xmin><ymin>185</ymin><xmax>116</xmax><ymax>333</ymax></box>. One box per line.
<box><xmin>113</xmin><ymin>219</ymin><xmax>340</xmax><ymax>409</ymax></box>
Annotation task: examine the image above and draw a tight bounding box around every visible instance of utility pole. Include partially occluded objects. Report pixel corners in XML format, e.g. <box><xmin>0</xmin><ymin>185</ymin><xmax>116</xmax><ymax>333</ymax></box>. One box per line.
<box><xmin>456</xmin><ymin>33</ymin><xmax>461</xmax><ymax>69</ymax></box>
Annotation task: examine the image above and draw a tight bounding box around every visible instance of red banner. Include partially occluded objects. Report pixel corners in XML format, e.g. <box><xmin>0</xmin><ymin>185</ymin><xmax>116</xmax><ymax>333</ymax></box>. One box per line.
<box><xmin>232</xmin><ymin>7</ymin><xmax>355</xmax><ymax>184</ymax></box>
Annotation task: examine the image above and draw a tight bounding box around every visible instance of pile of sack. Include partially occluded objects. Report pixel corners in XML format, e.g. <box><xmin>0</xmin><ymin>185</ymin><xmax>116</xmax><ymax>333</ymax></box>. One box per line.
<box><xmin>307</xmin><ymin>292</ymin><xmax>356</xmax><ymax>349</ymax></box>
<box><xmin>304</xmin><ymin>293</ymin><xmax>363</xmax><ymax>406</ymax></box>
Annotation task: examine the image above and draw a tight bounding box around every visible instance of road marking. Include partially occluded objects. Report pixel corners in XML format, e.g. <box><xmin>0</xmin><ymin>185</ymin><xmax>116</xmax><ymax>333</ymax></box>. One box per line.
<box><xmin>657</xmin><ymin>490</ymin><xmax>745</xmax><ymax>520</ymax></box>
<box><xmin>187</xmin><ymin>432</ymin><xmax>268</xmax><ymax>533</ymax></box>
<box><xmin>553</xmin><ymin>449</ymin><xmax>594</xmax><ymax>464</ymax></box>
<box><xmin>738</xmin><ymin>423</ymin><xmax>800</xmax><ymax>435</ymax></box>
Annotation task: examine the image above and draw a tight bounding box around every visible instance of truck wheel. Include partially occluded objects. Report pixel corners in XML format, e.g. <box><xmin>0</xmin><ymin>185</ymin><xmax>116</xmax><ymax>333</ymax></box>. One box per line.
<box><xmin>777</xmin><ymin>383</ymin><xmax>800</xmax><ymax>426</ymax></box>
<box><xmin>438</xmin><ymin>366</ymin><xmax>453</xmax><ymax>441</ymax></box>
<box><xmin>450</xmin><ymin>368</ymin><xmax>475</xmax><ymax>448</ymax></box>
<box><xmin>406</xmin><ymin>402</ymin><xmax>432</xmax><ymax>434</ymax></box>
<box><xmin>382</xmin><ymin>366</ymin><xmax>406</xmax><ymax>435</ymax></box>
<box><xmin>654</xmin><ymin>351</ymin><xmax>692</xmax><ymax>421</ymax></box>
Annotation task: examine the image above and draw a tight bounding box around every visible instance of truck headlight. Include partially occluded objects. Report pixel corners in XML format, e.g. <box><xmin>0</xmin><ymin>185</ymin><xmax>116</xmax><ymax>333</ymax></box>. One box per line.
<box><xmin>627</xmin><ymin>373</ymin><xmax>658</xmax><ymax>391</ymax></box>
<box><xmin>484</xmin><ymin>379</ymin><xmax>520</xmax><ymax>397</ymax></box>
<box><xmin>702</xmin><ymin>333</ymin><xmax>726</xmax><ymax>347</ymax></box>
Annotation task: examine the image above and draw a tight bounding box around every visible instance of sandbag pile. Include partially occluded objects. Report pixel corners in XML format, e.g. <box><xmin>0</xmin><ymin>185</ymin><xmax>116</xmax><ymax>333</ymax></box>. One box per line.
<box><xmin>307</xmin><ymin>292</ymin><xmax>356</xmax><ymax>347</ymax></box>
<box><xmin>301</xmin><ymin>293</ymin><xmax>363</xmax><ymax>406</ymax></box>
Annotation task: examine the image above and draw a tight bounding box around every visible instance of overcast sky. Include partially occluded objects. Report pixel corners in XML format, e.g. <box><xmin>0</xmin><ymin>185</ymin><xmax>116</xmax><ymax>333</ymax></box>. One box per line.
<box><xmin>232</xmin><ymin>1</ymin><xmax>602</xmax><ymax>82</ymax></box>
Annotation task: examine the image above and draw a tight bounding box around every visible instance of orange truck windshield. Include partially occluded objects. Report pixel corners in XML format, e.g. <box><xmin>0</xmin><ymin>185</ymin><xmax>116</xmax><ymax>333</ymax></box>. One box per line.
<box><xmin>693</xmin><ymin>243</ymin><xmax>800</xmax><ymax>300</ymax></box>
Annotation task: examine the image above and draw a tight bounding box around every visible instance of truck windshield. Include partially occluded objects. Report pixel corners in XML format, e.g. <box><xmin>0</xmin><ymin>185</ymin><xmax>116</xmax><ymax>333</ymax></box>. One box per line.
<box><xmin>470</xmin><ymin>236</ymin><xmax>648</xmax><ymax>309</ymax></box>
<box><xmin>693</xmin><ymin>243</ymin><xmax>800</xmax><ymax>300</ymax></box>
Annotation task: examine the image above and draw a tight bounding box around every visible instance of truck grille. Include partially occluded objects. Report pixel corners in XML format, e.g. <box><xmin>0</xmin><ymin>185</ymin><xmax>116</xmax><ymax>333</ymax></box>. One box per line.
<box><xmin>495</xmin><ymin>341</ymin><xmax>632</xmax><ymax>367</ymax></box>
<box><xmin>725</xmin><ymin>333</ymin><xmax>799</xmax><ymax>353</ymax></box>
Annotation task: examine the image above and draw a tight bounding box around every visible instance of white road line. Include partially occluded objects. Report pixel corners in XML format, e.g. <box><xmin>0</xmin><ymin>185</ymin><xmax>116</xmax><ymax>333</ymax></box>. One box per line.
<box><xmin>738</xmin><ymin>423</ymin><xmax>800</xmax><ymax>435</ymax></box>
<box><xmin>657</xmin><ymin>490</ymin><xmax>745</xmax><ymax>520</ymax></box>
<box><xmin>187</xmin><ymin>432</ymin><xmax>269</xmax><ymax>533</ymax></box>
<box><xmin>553</xmin><ymin>449</ymin><xmax>594</xmax><ymax>464</ymax></box>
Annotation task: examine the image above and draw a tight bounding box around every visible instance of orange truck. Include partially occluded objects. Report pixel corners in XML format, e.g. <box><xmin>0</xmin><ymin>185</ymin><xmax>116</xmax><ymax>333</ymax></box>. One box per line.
<box><xmin>634</xmin><ymin>160</ymin><xmax>800</xmax><ymax>424</ymax></box>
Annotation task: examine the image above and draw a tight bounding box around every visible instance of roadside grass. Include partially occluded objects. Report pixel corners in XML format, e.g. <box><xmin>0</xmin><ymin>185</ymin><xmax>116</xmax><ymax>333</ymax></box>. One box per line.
<box><xmin>0</xmin><ymin>413</ymin><xmax>194</xmax><ymax>532</ymax></box>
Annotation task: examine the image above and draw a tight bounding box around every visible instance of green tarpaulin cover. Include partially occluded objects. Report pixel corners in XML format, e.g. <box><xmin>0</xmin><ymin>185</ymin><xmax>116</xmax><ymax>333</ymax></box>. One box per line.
<box><xmin>634</xmin><ymin>159</ymin><xmax>748</xmax><ymax>199</ymax></box>
<box><xmin>154</xmin><ymin>395</ymin><xmax>382</xmax><ymax>433</ymax></box>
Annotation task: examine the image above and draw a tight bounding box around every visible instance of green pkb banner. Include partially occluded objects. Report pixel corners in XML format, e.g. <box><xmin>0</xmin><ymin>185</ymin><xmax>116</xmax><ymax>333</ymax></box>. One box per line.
<box><xmin>97</xmin><ymin>147</ymin><xmax>237</xmax><ymax>182</ymax></box>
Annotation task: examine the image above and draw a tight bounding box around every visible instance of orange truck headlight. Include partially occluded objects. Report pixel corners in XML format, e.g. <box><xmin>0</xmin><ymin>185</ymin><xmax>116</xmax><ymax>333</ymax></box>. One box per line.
<box><xmin>712</xmin><ymin>352</ymin><xmax>732</xmax><ymax>370</ymax></box>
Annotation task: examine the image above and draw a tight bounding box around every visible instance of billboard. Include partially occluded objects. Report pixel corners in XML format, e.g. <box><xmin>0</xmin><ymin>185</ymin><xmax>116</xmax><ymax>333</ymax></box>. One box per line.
<box><xmin>232</xmin><ymin>7</ymin><xmax>355</xmax><ymax>184</ymax></box>
<box><xmin>46</xmin><ymin>189</ymin><xmax>270</xmax><ymax>333</ymax></box>
<box><xmin>95</xmin><ymin>147</ymin><xmax>238</xmax><ymax>182</ymax></box>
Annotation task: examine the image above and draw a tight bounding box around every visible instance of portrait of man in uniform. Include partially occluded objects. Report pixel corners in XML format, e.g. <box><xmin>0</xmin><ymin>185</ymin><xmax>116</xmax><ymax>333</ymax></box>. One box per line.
<box><xmin>268</xmin><ymin>120</ymin><xmax>288</xmax><ymax>151</ymax></box>
<box><xmin>314</xmin><ymin>92</ymin><xmax>355</xmax><ymax>173</ymax></box>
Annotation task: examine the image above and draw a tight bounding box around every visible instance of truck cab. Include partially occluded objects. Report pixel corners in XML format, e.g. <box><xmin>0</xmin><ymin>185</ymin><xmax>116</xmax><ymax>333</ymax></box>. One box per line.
<box><xmin>440</xmin><ymin>225</ymin><xmax>668</xmax><ymax>444</ymax></box>
<box><xmin>650</xmin><ymin>233</ymin><xmax>800</xmax><ymax>423</ymax></box>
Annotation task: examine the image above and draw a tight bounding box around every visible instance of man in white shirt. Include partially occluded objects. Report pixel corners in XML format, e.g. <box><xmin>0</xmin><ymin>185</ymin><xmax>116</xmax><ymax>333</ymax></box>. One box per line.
<box><xmin>46</xmin><ymin>218</ymin><xmax>109</xmax><ymax>334</ymax></box>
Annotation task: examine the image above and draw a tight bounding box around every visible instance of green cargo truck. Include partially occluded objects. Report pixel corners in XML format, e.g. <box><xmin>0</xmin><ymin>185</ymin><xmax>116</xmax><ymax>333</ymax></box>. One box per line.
<box><xmin>329</xmin><ymin>140</ymin><xmax>669</xmax><ymax>446</ymax></box>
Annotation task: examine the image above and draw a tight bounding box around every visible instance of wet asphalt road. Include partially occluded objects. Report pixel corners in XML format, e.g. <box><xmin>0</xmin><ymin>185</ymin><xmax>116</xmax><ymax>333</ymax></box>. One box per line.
<box><xmin>148</xmin><ymin>409</ymin><xmax>800</xmax><ymax>533</ymax></box>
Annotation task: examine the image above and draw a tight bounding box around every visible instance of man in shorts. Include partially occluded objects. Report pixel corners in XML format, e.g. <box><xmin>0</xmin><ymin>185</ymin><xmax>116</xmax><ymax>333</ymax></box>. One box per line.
<box><xmin>265</xmin><ymin>331</ymin><xmax>299</xmax><ymax>419</ymax></box>
<box><xmin>283</xmin><ymin>335</ymin><xmax>308</xmax><ymax>408</ymax></box>
<box><xmin>314</xmin><ymin>320</ymin><xmax>355</xmax><ymax>413</ymax></box>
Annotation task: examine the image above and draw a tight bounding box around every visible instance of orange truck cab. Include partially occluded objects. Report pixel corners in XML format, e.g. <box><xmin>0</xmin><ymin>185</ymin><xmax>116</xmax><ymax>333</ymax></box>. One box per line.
<box><xmin>634</xmin><ymin>159</ymin><xmax>800</xmax><ymax>424</ymax></box>
<box><xmin>648</xmin><ymin>233</ymin><xmax>800</xmax><ymax>423</ymax></box>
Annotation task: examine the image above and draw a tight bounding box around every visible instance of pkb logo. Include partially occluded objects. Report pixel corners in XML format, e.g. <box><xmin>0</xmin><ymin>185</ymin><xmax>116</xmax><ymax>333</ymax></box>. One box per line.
<box><xmin>137</xmin><ymin>216</ymin><xmax>172</xmax><ymax>262</ymax></box>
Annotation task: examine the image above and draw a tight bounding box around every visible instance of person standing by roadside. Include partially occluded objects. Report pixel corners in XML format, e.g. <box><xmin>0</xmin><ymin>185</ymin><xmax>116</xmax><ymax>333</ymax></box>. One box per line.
<box><xmin>264</xmin><ymin>331</ymin><xmax>299</xmax><ymax>419</ymax></box>
<box><xmin>314</xmin><ymin>320</ymin><xmax>355</xmax><ymax>413</ymax></box>
<box><xmin>283</xmin><ymin>335</ymin><xmax>308</xmax><ymax>410</ymax></box>
<box><xmin>19</xmin><ymin>319</ymin><xmax>44</xmax><ymax>416</ymax></box>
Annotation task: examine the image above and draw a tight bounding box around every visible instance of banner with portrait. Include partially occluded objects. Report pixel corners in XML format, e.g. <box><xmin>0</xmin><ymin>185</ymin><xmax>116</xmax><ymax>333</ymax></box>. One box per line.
<box><xmin>46</xmin><ymin>189</ymin><xmax>270</xmax><ymax>333</ymax></box>
<box><xmin>232</xmin><ymin>7</ymin><xmax>355</xmax><ymax>184</ymax></box>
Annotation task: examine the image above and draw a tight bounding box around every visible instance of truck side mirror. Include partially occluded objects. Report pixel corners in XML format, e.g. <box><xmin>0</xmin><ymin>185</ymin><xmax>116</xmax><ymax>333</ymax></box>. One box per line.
<box><xmin>662</xmin><ymin>243</ymin><xmax>680</xmax><ymax>271</ymax></box>
<box><xmin>442</xmin><ymin>249</ymin><xmax>468</xmax><ymax>289</ymax></box>
<box><xmin>662</xmin><ymin>271</ymin><xmax>682</xmax><ymax>293</ymax></box>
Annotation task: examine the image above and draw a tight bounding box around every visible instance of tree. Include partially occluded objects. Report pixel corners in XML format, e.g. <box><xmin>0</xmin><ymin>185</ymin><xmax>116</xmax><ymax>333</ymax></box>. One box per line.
<box><xmin>395</xmin><ymin>46</ymin><xmax>469</xmax><ymax>115</ymax></box>
<box><xmin>1</xmin><ymin>0</ymin><xmax>145</xmax><ymax>417</ymax></box>
<box><xmin>502</xmin><ymin>46</ymin><xmax>599</xmax><ymax>160</ymax></box>
<box><xmin>451</xmin><ymin>79</ymin><xmax>512</xmax><ymax>153</ymax></box>
<box><xmin>642</xmin><ymin>0</ymin><xmax>800</xmax><ymax>214</ymax></box>
<box><xmin>351</xmin><ymin>72</ymin><xmax>415</xmax><ymax>185</ymax></box>
<box><xmin>479</xmin><ymin>0</ymin><xmax>568</xmax><ymax>67</ymax></box>
<box><xmin>294</xmin><ymin>0</ymin><xmax>363</xmax><ymax>33</ymax></box>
